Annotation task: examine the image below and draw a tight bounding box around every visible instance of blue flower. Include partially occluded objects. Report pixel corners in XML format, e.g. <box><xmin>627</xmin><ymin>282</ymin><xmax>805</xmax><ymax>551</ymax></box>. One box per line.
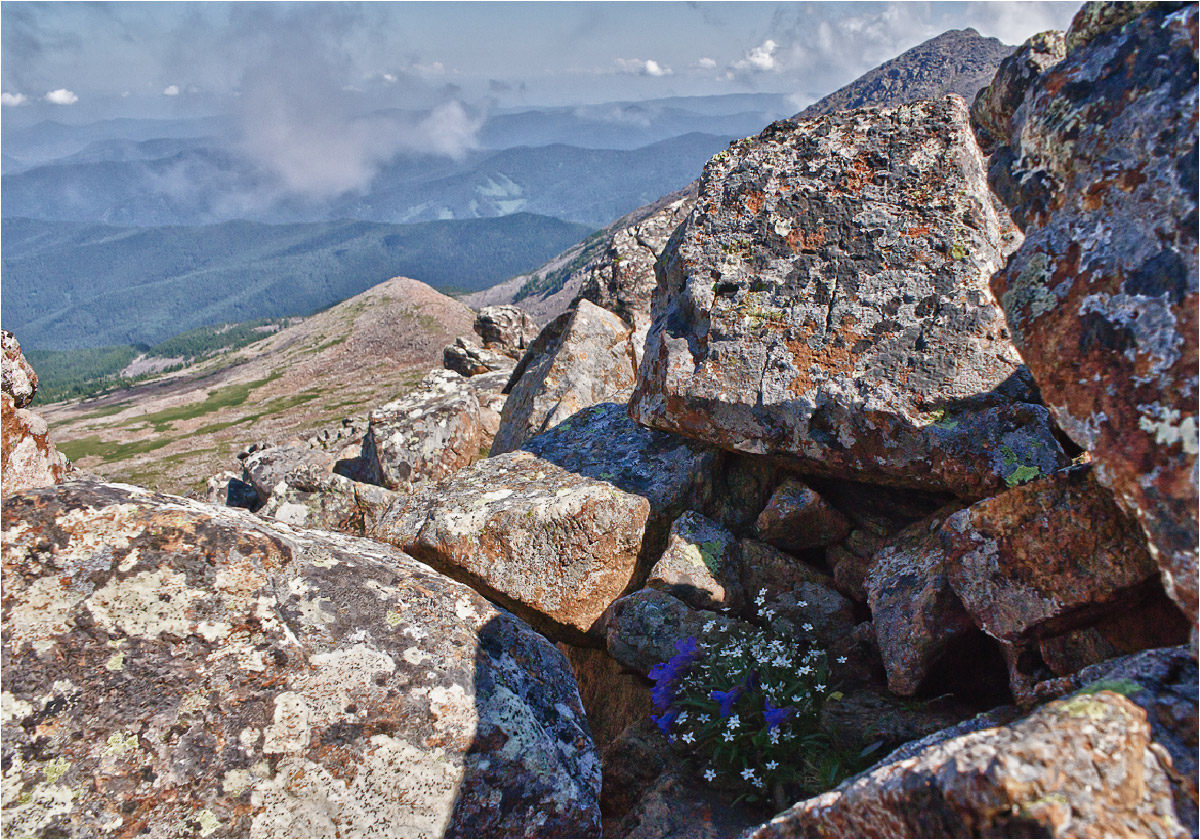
<box><xmin>651</xmin><ymin>708</ymin><xmax>680</xmax><ymax>734</ymax></box>
<box><xmin>650</xmin><ymin>682</ymin><xmax>675</xmax><ymax>711</ymax></box>
<box><xmin>763</xmin><ymin>697</ymin><xmax>792</xmax><ymax>731</ymax></box>
<box><xmin>674</xmin><ymin>636</ymin><xmax>699</xmax><ymax>657</ymax></box>
<box><xmin>710</xmin><ymin>686</ymin><xmax>743</xmax><ymax>718</ymax></box>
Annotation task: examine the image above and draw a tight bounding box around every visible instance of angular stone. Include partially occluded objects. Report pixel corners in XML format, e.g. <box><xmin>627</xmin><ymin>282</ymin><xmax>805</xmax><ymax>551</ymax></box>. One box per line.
<box><xmin>361</xmin><ymin>369</ymin><xmax>494</xmax><ymax>492</ymax></box>
<box><xmin>491</xmin><ymin>300</ymin><xmax>635</xmax><ymax>455</ymax></box>
<box><xmin>827</xmin><ymin>529</ymin><xmax>890</xmax><ymax>604</ymax></box>
<box><xmin>647</xmin><ymin>511</ymin><xmax>741</xmax><ymax>611</ymax></box>
<box><xmin>604</xmin><ymin>588</ymin><xmax>747</xmax><ymax>676</ymax></box>
<box><xmin>257</xmin><ymin>472</ymin><xmax>402</xmax><ymax>537</ymax></box>
<box><xmin>754</xmin><ymin>477</ymin><xmax>851</xmax><ymax>553</ymax></box>
<box><xmin>942</xmin><ymin>464</ymin><xmax>1159</xmax><ymax>642</ymax></box>
<box><xmin>1</xmin><ymin>480</ymin><xmax>600</xmax><ymax>838</ymax></box>
<box><xmin>866</xmin><ymin>506</ymin><xmax>976</xmax><ymax>695</ymax></box>
<box><xmin>2</xmin><ymin>330</ymin><xmax>37</xmax><ymax>408</ymax></box>
<box><xmin>376</xmin><ymin>403</ymin><xmax>713</xmax><ymax>641</ymax></box>
<box><xmin>989</xmin><ymin>4</ymin><xmax>1199</xmax><ymax>625</ymax></box>
<box><xmin>600</xmin><ymin>720</ymin><xmax>671</xmax><ymax>834</ymax></box>
<box><xmin>738</xmin><ymin>538</ymin><xmax>834</xmax><ymax>596</ymax></box>
<box><xmin>240</xmin><ymin>442</ymin><xmax>336</xmax><ymax>505</ymax></box>
<box><xmin>476</xmin><ymin>304</ymin><xmax>537</xmax><ymax>357</ymax></box>
<box><xmin>753</xmin><ymin>671</ymin><xmax>1192</xmax><ymax>837</ymax></box>
<box><xmin>969</xmin><ymin>30</ymin><xmax>1065</xmax><ymax>155</ymax></box>
<box><xmin>203</xmin><ymin>471</ymin><xmax>259</xmax><ymax>510</ymax></box>
<box><xmin>737</xmin><ymin>539</ymin><xmax>856</xmax><ymax>645</ymax></box>
<box><xmin>614</xmin><ymin>767</ymin><xmax>762</xmax><ymax>840</ymax></box>
<box><xmin>1</xmin><ymin>393</ymin><xmax>71</xmax><ymax>493</ymax></box>
<box><xmin>818</xmin><ymin>689</ymin><xmax>976</xmax><ymax>754</ymax></box>
<box><xmin>630</xmin><ymin>96</ymin><xmax>1069</xmax><ymax>500</ymax></box>
<box><xmin>442</xmin><ymin>336</ymin><xmax>515</xmax><ymax>377</ymax></box>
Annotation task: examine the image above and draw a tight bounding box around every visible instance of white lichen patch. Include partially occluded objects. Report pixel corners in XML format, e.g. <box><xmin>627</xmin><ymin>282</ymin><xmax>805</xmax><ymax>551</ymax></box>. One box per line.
<box><xmin>1</xmin><ymin>692</ymin><xmax>33</xmax><ymax>724</ymax></box>
<box><xmin>104</xmin><ymin>651</ymin><xmax>126</xmax><ymax>671</ymax></box>
<box><xmin>428</xmin><ymin>684</ymin><xmax>477</xmax><ymax>733</ymax></box>
<box><xmin>87</xmin><ymin>566</ymin><xmax>227</xmax><ymax>642</ymax></box>
<box><xmin>262</xmin><ymin>692</ymin><xmax>311</xmax><ymax>755</ymax></box>
<box><xmin>273</xmin><ymin>503</ymin><xmax>311</xmax><ymax>527</ymax></box>
<box><xmin>194</xmin><ymin>809</ymin><xmax>221</xmax><ymax>837</ymax></box>
<box><xmin>55</xmin><ymin>504</ymin><xmax>141</xmax><ymax>560</ymax></box>
<box><xmin>0</xmin><ymin>778</ymin><xmax>76</xmax><ymax>837</ymax></box>
<box><xmin>223</xmin><ymin>768</ymin><xmax>253</xmax><ymax>797</ymax></box>
<box><xmin>1138</xmin><ymin>405</ymin><xmax>1198</xmax><ymax>454</ymax></box>
<box><xmin>239</xmin><ymin>727</ymin><xmax>261</xmax><ymax>749</ymax></box>
<box><xmin>117</xmin><ymin>548</ymin><xmax>141</xmax><ymax>572</ymax></box>
<box><xmin>454</xmin><ymin>596</ymin><xmax>485</xmax><ymax>625</ymax></box>
<box><xmin>403</xmin><ymin>647</ymin><xmax>431</xmax><ymax>666</ymax></box>
<box><xmin>6</xmin><ymin>577</ymin><xmax>85</xmax><ymax>654</ymax></box>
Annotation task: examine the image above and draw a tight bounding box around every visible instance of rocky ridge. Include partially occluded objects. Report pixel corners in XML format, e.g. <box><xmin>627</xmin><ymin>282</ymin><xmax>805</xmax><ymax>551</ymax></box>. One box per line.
<box><xmin>3</xmin><ymin>5</ymin><xmax>1197</xmax><ymax>838</ymax></box>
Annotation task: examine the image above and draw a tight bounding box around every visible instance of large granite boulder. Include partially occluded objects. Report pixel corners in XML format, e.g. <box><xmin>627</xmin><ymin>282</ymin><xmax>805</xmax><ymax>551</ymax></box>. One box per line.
<box><xmin>1</xmin><ymin>335</ymin><xmax>71</xmax><ymax>494</ymax></box>
<box><xmin>2</xmin><ymin>330</ymin><xmax>37</xmax><ymax>408</ymax></box>
<box><xmin>361</xmin><ymin>369</ymin><xmax>499</xmax><ymax>492</ymax></box>
<box><xmin>476</xmin><ymin>305</ymin><xmax>538</xmax><ymax>357</ymax></box>
<box><xmin>240</xmin><ymin>442</ymin><xmax>337</xmax><ymax>506</ymax></box>
<box><xmin>490</xmin><ymin>300</ymin><xmax>636</xmax><ymax>456</ymax></box>
<box><xmin>969</xmin><ymin>30</ymin><xmax>1066</xmax><ymax>155</ymax></box>
<box><xmin>1</xmin><ymin>480</ymin><xmax>600</xmax><ymax>838</ymax></box>
<box><xmin>630</xmin><ymin>96</ymin><xmax>1068</xmax><ymax>500</ymax></box>
<box><xmin>752</xmin><ymin>646</ymin><xmax>1197</xmax><ymax>838</ymax></box>
<box><xmin>989</xmin><ymin>3</ymin><xmax>1198</xmax><ymax>625</ymax></box>
<box><xmin>256</xmin><ymin>471</ymin><xmax>402</xmax><ymax>537</ymax></box>
<box><xmin>442</xmin><ymin>336</ymin><xmax>514</xmax><ymax>378</ymax></box>
<box><xmin>942</xmin><ymin>464</ymin><xmax>1159</xmax><ymax>643</ymax></box>
<box><xmin>375</xmin><ymin>402</ymin><xmax>714</xmax><ymax>642</ymax></box>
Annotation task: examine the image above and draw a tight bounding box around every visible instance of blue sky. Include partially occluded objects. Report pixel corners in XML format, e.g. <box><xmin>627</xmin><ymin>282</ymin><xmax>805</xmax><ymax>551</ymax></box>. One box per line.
<box><xmin>3</xmin><ymin>1</ymin><xmax>1080</xmax><ymax>121</ymax></box>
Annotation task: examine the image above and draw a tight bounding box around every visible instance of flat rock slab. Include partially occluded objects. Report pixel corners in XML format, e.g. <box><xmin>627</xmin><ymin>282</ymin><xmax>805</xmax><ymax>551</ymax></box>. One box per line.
<box><xmin>1</xmin><ymin>480</ymin><xmax>600</xmax><ymax>838</ymax></box>
<box><xmin>630</xmin><ymin>96</ymin><xmax>1068</xmax><ymax>499</ymax></box>
<box><xmin>377</xmin><ymin>402</ymin><xmax>713</xmax><ymax>641</ymax></box>
<box><xmin>753</xmin><ymin>646</ymin><xmax>1196</xmax><ymax>839</ymax></box>
<box><xmin>491</xmin><ymin>300</ymin><xmax>635</xmax><ymax>455</ymax></box>
<box><xmin>942</xmin><ymin>464</ymin><xmax>1158</xmax><ymax>642</ymax></box>
<box><xmin>989</xmin><ymin>4</ymin><xmax>1199</xmax><ymax>625</ymax></box>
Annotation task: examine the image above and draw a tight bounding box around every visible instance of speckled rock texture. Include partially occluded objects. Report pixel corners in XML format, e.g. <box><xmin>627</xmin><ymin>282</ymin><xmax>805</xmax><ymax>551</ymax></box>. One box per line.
<box><xmin>376</xmin><ymin>402</ymin><xmax>713</xmax><ymax>642</ymax></box>
<box><xmin>442</xmin><ymin>336</ymin><xmax>515</xmax><ymax>378</ymax></box>
<box><xmin>573</xmin><ymin>195</ymin><xmax>697</xmax><ymax>331</ymax></box>
<box><xmin>476</xmin><ymin>305</ymin><xmax>538</xmax><ymax>358</ymax></box>
<box><xmin>1</xmin><ymin>479</ymin><xmax>601</xmax><ymax>838</ymax></box>
<box><xmin>2</xmin><ymin>330</ymin><xmax>38</xmax><ymax>409</ymax></box>
<box><xmin>630</xmin><ymin>96</ymin><xmax>1068</xmax><ymax>500</ymax></box>
<box><xmin>2</xmin><ymin>393</ymin><xmax>73</xmax><ymax>494</ymax></box>
<box><xmin>612</xmin><ymin>766</ymin><xmax>763</xmax><ymax>839</ymax></box>
<box><xmin>361</xmin><ymin>369</ymin><xmax>499</xmax><ymax>492</ymax></box>
<box><xmin>490</xmin><ymin>300</ymin><xmax>636</xmax><ymax>456</ymax></box>
<box><xmin>240</xmin><ymin>443</ymin><xmax>337</xmax><ymax>507</ymax></box>
<box><xmin>753</xmin><ymin>477</ymin><xmax>852</xmax><ymax>553</ymax></box>
<box><xmin>818</xmin><ymin>690</ymin><xmax>977</xmax><ymax>755</ymax></box>
<box><xmin>969</xmin><ymin>30</ymin><xmax>1066</xmax><ymax>155</ymax></box>
<box><xmin>989</xmin><ymin>3</ymin><xmax>1199</xmax><ymax>626</ymax></box>
<box><xmin>646</xmin><ymin>511</ymin><xmax>741</xmax><ymax>611</ymax></box>
<box><xmin>753</xmin><ymin>678</ymin><xmax>1191</xmax><ymax>837</ymax></box>
<box><xmin>605</xmin><ymin>588</ymin><xmax>746</xmax><ymax>676</ymax></box>
<box><xmin>257</xmin><ymin>472</ymin><xmax>402</xmax><ymax>537</ymax></box>
<box><xmin>866</xmin><ymin>506</ymin><xmax>975</xmax><ymax>695</ymax></box>
<box><xmin>942</xmin><ymin>464</ymin><xmax>1159</xmax><ymax>643</ymax></box>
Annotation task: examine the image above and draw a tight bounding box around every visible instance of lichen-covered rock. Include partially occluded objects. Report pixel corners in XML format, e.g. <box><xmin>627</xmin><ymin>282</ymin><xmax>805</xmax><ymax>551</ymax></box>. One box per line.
<box><xmin>476</xmin><ymin>304</ymin><xmax>537</xmax><ymax>357</ymax></box>
<box><xmin>204</xmin><ymin>471</ymin><xmax>259</xmax><ymax>510</ymax></box>
<box><xmin>240</xmin><ymin>442</ymin><xmax>336</xmax><ymax>505</ymax></box>
<box><xmin>969</xmin><ymin>30</ymin><xmax>1066</xmax><ymax>155</ymax></box>
<box><xmin>573</xmin><ymin>195</ymin><xmax>697</xmax><ymax>330</ymax></box>
<box><xmin>942</xmin><ymin>464</ymin><xmax>1159</xmax><ymax>643</ymax></box>
<box><xmin>442</xmin><ymin>336</ymin><xmax>515</xmax><ymax>377</ymax></box>
<box><xmin>1064</xmin><ymin>0</ymin><xmax>1157</xmax><ymax>52</ymax></box>
<box><xmin>753</xmin><ymin>477</ymin><xmax>851</xmax><ymax>553</ymax></box>
<box><xmin>989</xmin><ymin>3</ymin><xmax>1199</xmax><ymax>625</ymax></box>
<box><xmin>376</xmin><ymin>403</ymin><xmax>713</xmax><ymax>642</ymax></box>
<box><xmin>612</xmin><ymin>767</ymin><xmax>762</xmax><ymax>839</ymax></box>
<box><xmin>629</xmin><ymin>96</ymin><xmax>1069</xmax><ymax>500</ymax></box>
<box><xmin>828</xmin><ymin>530</ymin><xmax>890</xmax><ymax>603</ymax></box>
<box><xmin>866</xmin><ymin>506</ymin><xmax>975</xmax><ymax>695</ymax></box>
<box><xmin>557</xmin><ymin>644</ymin><xmax>651</xmax><ymax>752</ymax></box>
<box><xmin>1</xmin><ymin>480</ymin><xmax>601</xmax><ymax>838</ymax></box>
<box><xmin>753</xmin><ymin>672</ymin><xmax>1192</xmax><ymax>837</ymax></box>
<box><xmin>2</xmin><ymin>330</ymin><xmax>37</xmax><ymax>408</ymax></box>
<box><xmin>2</xmin><ymin>393</ymin><xmax>71</xmax><ymax>493</ymax></box>
<box><xmin>646</xmin><ymin>511</ymin><xmax>741</xmax><ymax>611</ymax></box>
<box><xmin>818</xmin><ymin>690</ymin><xmax>976</xmax><ymax>755</ymax></box>
<box><xmin>361</xmin><ymin>369</ymin><xmax>495</xmax><ymax>492</ymax></box>
<box><xmin>604</xmin><ymin>588</ymin><xmax>750</xmax><ymax>676</ymax></box>
<box><xmin>257</xmin><ymin>472</ymin><xmax>401</xmax><ymax>537</ymax></box>
<box><xmin>490</xmin><ymin>300</ymin><xmax>635</xmax><ymax>455</ymax></box>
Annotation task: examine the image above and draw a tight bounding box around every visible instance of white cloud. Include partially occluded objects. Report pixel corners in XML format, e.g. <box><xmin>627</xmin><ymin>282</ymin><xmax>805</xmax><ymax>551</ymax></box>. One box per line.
<box><xmin>163</xmin><ymin>84</ymin><xmax>180</xmax><ymax>96</ymax></box>
<box><xmin>615</xmin><ymin>58</ymin><xmax>672</xmax><ymax>77</ymax></box>
<box><xmin>43</xmin><ymin>88</ymin><xmax>79</xmax><ymax>105</ymax></box>
<box><xmin>1</xmin><ymin>92</ymin><xmax>28</xmax><ymax>106</ymax></box>
<box><xmin>730</xmin><ymin>40</ymin><xmax>779</xmax><ymax>75</ymax></box>
<box><xmin>696</xmin><ymin>57</ymin><xmax>718</xmax><ymax>70</ymax></box>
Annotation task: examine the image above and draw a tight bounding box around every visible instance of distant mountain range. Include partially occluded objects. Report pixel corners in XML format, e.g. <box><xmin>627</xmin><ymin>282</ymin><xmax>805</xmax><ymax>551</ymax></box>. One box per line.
<box><xmin>2</xmin><ymin>213</ymin><xmax>589</xmax><ymax>349</ymax></box>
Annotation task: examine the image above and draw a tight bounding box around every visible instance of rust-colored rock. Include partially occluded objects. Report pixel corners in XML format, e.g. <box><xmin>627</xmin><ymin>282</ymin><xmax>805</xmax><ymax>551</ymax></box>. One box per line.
<box><xmin>630</xmin><ymin>96</ymin><xmax>1068</xmax><ymax>500</ymax></box>
<box><xmin>989</xmin><ymin>3</ymin><xmax>1199</xmax><ymax>626</ymax></box>
<box><xmin>969</xmin><ymin>30</ymin><xmax>1066</xmax><ymax>155</ymax></box>
<box><xmin>1</xmin><ymin>330</ymin><xmax>37</xmax><ymax>408</ymax></box>
<box><xmin>2</xmin><ymin>393</ymin><xmax>71</xmax><ymax>493</ymax></box>
<box><xmin>753</xmin><ymin>477</ymin><xmax>851</xmax><ymax>553</ymax></box>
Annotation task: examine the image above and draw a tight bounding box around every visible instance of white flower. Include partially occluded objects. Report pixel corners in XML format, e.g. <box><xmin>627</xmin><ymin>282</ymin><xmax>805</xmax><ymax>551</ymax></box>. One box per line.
<box><xmin>815</xmin><ymin>683</ymin><xmax>826</xmax><ymax>692</ymax></box>
<box><xmin>765</xmin><ymin>760</ymin><xmax>779</xmax><ymax>770</ymax></box>
<box><xmin>769</xmin><ymin>730</ymin><xmax>780</xmax><ymax>744</ymax></box>
<box><xmin>740</xmin><ymin>768</ymin><xmax>756</xmax><ymax>781</ymax></box>
<box><xmin>723</xmin><ymin>732</ymin><xmax>736</xmax><ymax>742</ymax></box>
<box><xmin>797</xmin><ymin>599</ymin><xmax>808</xmax><ymax>607</ymax></box>
<box><xmin>703</xmin><ymin>768</ymin><xmax>716</xmax><ymax>782</ymax></box>
<box><xmin>792</xmin><ymin>694</ymin><xmax>803</xmax><ymax>702</ymax></box>
<box><xmin>802</xmin><ymin>623</ymin><xmax>814</xmax><ymax>631</ymax></box>
<box><xmin>677</xmin><ymin>711</ymin><xmax>689</xmax><ymax>724</ymax></box>
<box><xmin>698</xmin><ymin>713</ymin><xmax>711</xmax><ymax>723</ymax></box>
<box><xmin>764</xmin><ymin>609</ymin><xmax>776</xmax><ymax>619</ymax></box>
<box><xmin>798</xmin><ymin>665</ymin><xmax>813</xmax><ymax>676</ymax></box>
<box><xmin>682</xmin><ymin>731</ymin><xmax>695</xmax><ymax>744</ymax></box>
<box><xmin>727</xmin><ymin>714</ymin><xmax>741</xmax><ymax>730</ymax></box>
<box><xmin>837</xmin><ymin>655</ymin><xmax>848</xmax><ymax>664</ymax></box>
<box><xmin>703</xmin><ymin>621</ymin><xmax>716</xmax><ymax>632</ymax></box>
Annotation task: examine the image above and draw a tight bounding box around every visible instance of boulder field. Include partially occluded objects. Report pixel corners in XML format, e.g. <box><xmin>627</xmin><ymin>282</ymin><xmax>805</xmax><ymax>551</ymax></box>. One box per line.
<box><xmin>2</xmin><ymin>3</ymin><xmax>1196</xmax><ymax>837</ymax></box>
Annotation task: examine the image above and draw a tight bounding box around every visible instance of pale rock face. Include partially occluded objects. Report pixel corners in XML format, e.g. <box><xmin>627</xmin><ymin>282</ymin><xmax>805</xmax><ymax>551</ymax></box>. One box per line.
<box><xmin>256</xmin><ymin>472</ymin><xmax>402</xmax><ymax>537</ymax></box>
<box><xmin>491</xmin><ymin>300</ymin><xmax>636</xmax><ymax>456</ymax></box>
<box><xmin>630</xmin><ymin>96</ymin><xmax>1069</xmax><ymax>500</ymax></box>
<box><xmin>1</xmin><ymin>330</ymin><xmax>37</xmax><ymax>409</ymax></box>
<box><xmin>442</xmin><ymin>336</ymin><xmax>515</xmax><ymax>378</ymax></box>
<box><xmin>475</xmin><ymin>305</ymin><xmax>538</xmax><ymax>357</ymax></box>
<box><xmin>361</xmin><ymin>369</ymin><xmax>500</xmax><ymax>492</ymax></box>
<box><xmin>375</xmin><ymin>402</ymin><xmax>714</xmax><ymax>642</ymax></box>
<box><xmin>752</xmin><ymin>646</ymin><xmax>1197</xmax><ymax>839</ymax></box>
<box><xmin>0</xmin><ymin>480</ymin><xmax>601</xmax><ymax>838</ymax></box>
<box><xmin>646</xmin><ymin>511</ymin><xmax>741</xmax><ymax>611</ymax></box>
<box><xmin>241</xmin><ymin>443</ymin><xmax>337</xmax><ymax>505</ymax></box>
<box><xmin>988</xmin><ymin>3</ymin><xmax>1199</xmax><ymax>627</ymax></box>
<box><xmin>0</xmin><ymin>334</ymin><xmax>70</xmax><ymax>493</ymax></box>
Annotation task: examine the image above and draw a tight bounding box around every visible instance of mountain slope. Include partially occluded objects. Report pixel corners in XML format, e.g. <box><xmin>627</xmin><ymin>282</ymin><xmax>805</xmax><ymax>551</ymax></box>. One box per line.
<box><xmin>2</xmin><ymin>214</ymin><xmax>590</xmax><ymax>350</ymax></box>
<box><xmin>41</xmin><ymin>276</ymin><xmax>474</xmax><ymax>494</ymax></box>
<box><xmin>797</xmin><ymin>28</ymin><xmax>1012</xmax><ymax>118</ymax></box>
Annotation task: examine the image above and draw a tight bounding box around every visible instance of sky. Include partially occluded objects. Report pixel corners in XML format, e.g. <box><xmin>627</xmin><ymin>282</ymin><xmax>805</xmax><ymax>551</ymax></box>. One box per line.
<box><xmin>3</xmin><ymin>1</ymin><xmax>1081</xmax><ymax>122</ymax></box>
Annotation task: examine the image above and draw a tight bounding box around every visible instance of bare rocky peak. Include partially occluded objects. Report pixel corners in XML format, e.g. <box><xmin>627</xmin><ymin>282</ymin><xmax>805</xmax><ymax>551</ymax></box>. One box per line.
<box><xmin>797</xmin><ymin>28</ymin><xmax>1015</xmax><ymax>119</ymax></box>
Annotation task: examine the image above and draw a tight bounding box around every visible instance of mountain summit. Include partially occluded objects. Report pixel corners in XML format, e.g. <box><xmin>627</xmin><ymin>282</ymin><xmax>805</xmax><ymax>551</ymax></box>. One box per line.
<box><xmin>797</xmin><ymin>28</ymin><xmax>1013</xmax><ymax>118</ymax></box>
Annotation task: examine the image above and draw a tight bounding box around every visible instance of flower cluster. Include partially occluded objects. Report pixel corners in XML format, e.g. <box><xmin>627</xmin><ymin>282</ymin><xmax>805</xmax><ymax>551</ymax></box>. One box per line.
<box><xmin>647</xmin><ymin>592</ymin><xmax>846</xmax><ymax>804</ymax></box>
